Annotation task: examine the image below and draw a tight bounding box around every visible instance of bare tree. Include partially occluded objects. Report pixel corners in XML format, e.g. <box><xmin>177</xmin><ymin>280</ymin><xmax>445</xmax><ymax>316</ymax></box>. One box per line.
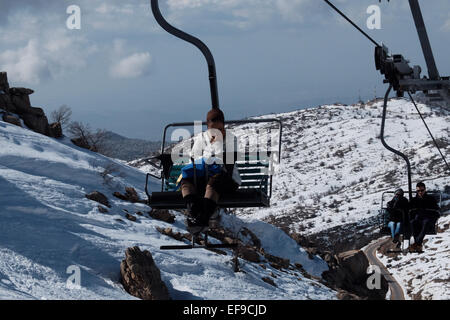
<box><xmin>51</xmin><ymin>105</ymin><xmax>72</xmax><ymax>128</ymax></box>
<box><xmin>68</xmin><ymin>121</ymin><xmax>108</xmax><ymax>153</ymax></box>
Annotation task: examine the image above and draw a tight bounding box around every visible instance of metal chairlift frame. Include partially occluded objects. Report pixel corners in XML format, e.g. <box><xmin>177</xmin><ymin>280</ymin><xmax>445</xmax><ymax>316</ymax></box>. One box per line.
<box><xmin>378</xmin><ymin>190</ymin><xmax>442</xmax><ymax>251</ymax></box>
<box><xmin>145</xmin><ymin>118</ymin><xmax>283</xmax><ymax>209</ymax></box>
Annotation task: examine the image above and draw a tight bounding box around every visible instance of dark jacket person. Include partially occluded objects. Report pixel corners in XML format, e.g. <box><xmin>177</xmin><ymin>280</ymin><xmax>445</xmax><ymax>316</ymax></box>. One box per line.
<box><xmin>409</xmin><ymin>182</ymin><xmax>440</xmax><ymax>252</ymax></box>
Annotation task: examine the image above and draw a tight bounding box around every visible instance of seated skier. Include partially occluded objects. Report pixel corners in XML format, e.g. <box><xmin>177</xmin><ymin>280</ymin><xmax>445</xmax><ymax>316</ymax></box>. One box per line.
<box><xmin>408</xmin><ymin>182</ymin><xmax>440</xmax><ymax>253</ymax></box>
<box><xmin>386</xmin><ymin>188</ymin><xmax>409</xmax><ymax>247</ymax></box>
<box><xmin>179</xmin><ymin>108</ymin><xmax>241</xmax><ymax>232</ymax></box>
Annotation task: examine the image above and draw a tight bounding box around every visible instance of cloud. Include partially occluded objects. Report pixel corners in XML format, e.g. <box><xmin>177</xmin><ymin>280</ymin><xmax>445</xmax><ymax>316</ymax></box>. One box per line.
<box><xmin>443</xmin><ymin>15</ymin><xmax>450</xmax><ymax>31</ymax></box>
<box><xmin>0</xmin><ymin>29</ymin><xmax>97</xmax><ymax>85</ymax></box>
<box><xmin>109</xmin><ymin>52</ymin><xmax>152</xmax><ymax>79</ymax></box>
<box><xmin>0</xmin><ymin>40</ymin><xmax>51</xmax><ymax>84</ymax></box>
<box><xmin>0</xmin><ymin>7</ymin><xmax>98</xmax><ymax>85</ymax></box>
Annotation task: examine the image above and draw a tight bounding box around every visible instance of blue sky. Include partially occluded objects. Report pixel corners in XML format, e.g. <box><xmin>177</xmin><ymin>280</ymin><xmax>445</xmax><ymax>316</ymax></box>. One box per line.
<box><xmin>1</xmin><ymin>0</ymin><xmax>449</xmax><ymax>140</ymax></box>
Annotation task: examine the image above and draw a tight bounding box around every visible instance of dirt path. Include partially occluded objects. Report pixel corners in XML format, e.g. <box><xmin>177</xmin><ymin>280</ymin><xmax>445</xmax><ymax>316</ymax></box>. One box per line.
<box><xmin>364</xmin><ymin>238</ymin><xmax>405</xmax><ymax>300</ymax></box>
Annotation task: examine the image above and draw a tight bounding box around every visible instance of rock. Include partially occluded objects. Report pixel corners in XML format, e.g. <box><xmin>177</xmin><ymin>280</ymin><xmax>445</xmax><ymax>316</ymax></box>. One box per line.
<box><xmin>120</xmin><ymin>246</ymin><xmax>170</xmax><ymax>300</ymax></box>
<box><xmin>263</xmin><ymin>252</ymin><xmax>290</xmax><ymax>269</ymax></box>
<box><xmin>0</xmin><ymin>72</ymin><xmax>10</xmax><ymax>92</ymax></box>
<box><xmin>336</xmin><ymin>250</ymin><xmax>367</xmax><ymax>277</ymax></box>
<box><xmin>114</xmin><ymin>187</ymin><xmax>143</xmax><ymax>203</ymax></box>
<box><xmin>49</xmin><ymin>122</ymin><xmax>63</xmax><ymax>138</ymax></box>
<box><xmin>240</xmin><ymin>227</ymin><xmax>261</xmax><ymax>248</ymax></box>
<box><xmin>2</xmin><ymin>114</ymin><xmax>21</xmax><ymax>127</ymax></box>
<box><xmin>306</xmin><ymin>247</ymin><xmax>318</xmax><ymax>259</ymax></box>
<box><xmin>21</xmin><ymin>111</ymin><xmax>51</xmax><ymax>136</ymax></box>
<box><xmin>10</xmin><ymin>93</ymin><xmax>32</xmax><ymax>114</ymax></box>
<box><xmin>148</xmin><ymin>209</ymin><xmax>175</xmax><ymax>223</ymax></box>
<box><xmin>85</xmin><ymin>191</ymin><xmax>111</xmax><ymax>208</ymax></box>
<box><xmin>125</xmin><ymin>187</ymin><xmax>140</xmax><ymax>202</ymax></box>
<box><xmin>238</xmin><ymin>246</ymin><xmax>261</xmax><ymax>263</ymax></box>
<box><xmin>113</xmin><ymin>191</ymin><xmax>128</xmax><ymax>201</ymax></box>
<box><xmin>98</xmin><ymin>205</ymin><xmax>108</xmax><ymax>213</ymax></box>
<box><xmin>0</xmin><ymin>94</ymin><xmax>15</xmax><ymax>113</ymax></box>
<box><xmin>337</xmin><ymin>290</ymin><xmax>362</xmax><ymax>300</ymax></box>
<box><xmin>322</xmin><ymin>249</ymin><xmax>388</xmax><ymax>300</ymax></box>
<box><xmin>9</xmin><ymin>87</ymin><xmax>34</xmax><ymax>96</ymax></box>
<box><xmin>125</xmin><ymin>213</ymin><xmax>137</xmax><ymax>222</ymax></box>
<box><xmin>156</xmin><ymin>227</ymin><xmax>188</xmax><ymax>242</ymax></box>
<box><xmin>261</xmin><ymin>277</ymin><xmax>277</xmax><ymax>287</ymax></box>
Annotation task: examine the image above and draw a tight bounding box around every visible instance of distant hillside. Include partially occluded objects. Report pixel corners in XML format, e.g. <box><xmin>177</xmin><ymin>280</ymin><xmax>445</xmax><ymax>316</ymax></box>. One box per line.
<box><xmin>100</xmin><ymin>131</ymin><xmax>161</xmax><ymax>161</ymax></box>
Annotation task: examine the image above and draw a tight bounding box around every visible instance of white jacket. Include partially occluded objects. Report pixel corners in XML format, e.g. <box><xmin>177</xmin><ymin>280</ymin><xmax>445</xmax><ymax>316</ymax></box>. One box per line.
<box><xmin>190</xmin><ymin>129</ymin><xmax>241</xmax><ymax>185</ymax></box>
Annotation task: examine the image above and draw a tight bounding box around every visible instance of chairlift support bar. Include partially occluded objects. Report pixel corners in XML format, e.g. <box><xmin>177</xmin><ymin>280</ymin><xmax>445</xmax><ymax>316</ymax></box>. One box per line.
<box><xmin>150</xmin><ymin>0</ymin><xmax>220</xmax><ymax>110</ymax></box>
<box><xmin>380</xmin><ymin>85</ymin><xmax>413</xmax><ymax>200</ymax></box>
<box><xmin>408</xmin><ymin>0</ymin><xmax>440</xmax><ymax>80</ymax></box>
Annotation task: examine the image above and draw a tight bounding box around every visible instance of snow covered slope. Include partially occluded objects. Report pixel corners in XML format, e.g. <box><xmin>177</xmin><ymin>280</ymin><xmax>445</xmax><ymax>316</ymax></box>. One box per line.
<box><xmin>233</xmin><ymin>98</ymin><xmax>449</xmax><ymax>238</ymax></box>
<box><xmin>0</xmin><ymin>120</ymin><xmax>335</xmax><ymax>300</ymax></box>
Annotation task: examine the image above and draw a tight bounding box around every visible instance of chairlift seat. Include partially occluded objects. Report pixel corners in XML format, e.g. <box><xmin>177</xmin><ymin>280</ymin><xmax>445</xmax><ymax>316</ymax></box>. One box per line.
<box><xmin>145</xmin><ymin>119</ymin><xmax>282</xmax><ymax>210</ymax></box>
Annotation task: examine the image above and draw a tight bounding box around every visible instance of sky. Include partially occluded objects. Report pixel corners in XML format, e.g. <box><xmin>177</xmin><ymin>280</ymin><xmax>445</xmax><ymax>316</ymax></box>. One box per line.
<box><xmin>0</xmin><ymin>0</ymin><xmax>449</xmax><ymax>140</ymax></box>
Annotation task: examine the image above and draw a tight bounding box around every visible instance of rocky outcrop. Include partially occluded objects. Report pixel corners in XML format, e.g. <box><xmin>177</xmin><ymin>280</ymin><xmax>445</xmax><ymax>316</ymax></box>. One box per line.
<box><xmin>322</xmin><ymin>249</ymin><xmax>388</xmax><ymax>300</ymax></box>
<box><xmin>120</xmin><ymin>246</ymin><xmax>170</xmax><ymax>300</ymax></box>
<box><xmin>2</xmin><ymin>114</ymin><xmax>21</xmax><ymax>127</ymax></box>
<box><xmin>148</xmin><ymin>209</ymin><xmax>175</xmax><ymax>223</ymax></box>
<box><xmin>113</xmin><ymin>187</ymin><xmax>147</xmax><ymax>204</ymax></box>
<box><xmin>85</xmin><ymin>191</ymin><xmax>111</xmax><ymax>208</ymax></box>
<box><xmin>0</xmin><ymin>72</ymin><xmax>62</xmax><ymax>138</ymax></box>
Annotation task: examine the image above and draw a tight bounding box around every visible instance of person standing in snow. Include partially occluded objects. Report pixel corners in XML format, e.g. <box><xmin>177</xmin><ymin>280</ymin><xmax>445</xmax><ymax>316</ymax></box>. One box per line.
<box><xmin>179</xmin><ymin>108</ymin><xmax>241</xmax><ymax>232</ymax></box>
<box><xmin>386</xmin><ymin>188</ymin><xmax>409</xmax><ymax>247</ymax></box>
<box><xmin>408</xmin><ymin>182</ymin><xmax>440</xmax><ymax>253</ymax></box>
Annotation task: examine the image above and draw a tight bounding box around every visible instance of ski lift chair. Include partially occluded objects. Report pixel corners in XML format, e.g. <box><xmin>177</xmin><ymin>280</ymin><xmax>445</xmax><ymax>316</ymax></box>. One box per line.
<box><xmin>144</xmin><ymin>118</ymin><xmax>282</xmax><ymax>210</ymax></box>
<box><xmin>378</xmin><ymin>190</ymin><xmax>442</xmax><ymax>251</ymax></box>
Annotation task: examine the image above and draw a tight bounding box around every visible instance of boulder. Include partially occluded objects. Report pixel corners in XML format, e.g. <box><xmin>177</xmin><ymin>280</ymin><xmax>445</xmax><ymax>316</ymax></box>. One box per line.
<box><xmin>336</xmin><ymin>250</ymin><xmax>367</xmax><ymax>278</ymax></box>
<box><xmin>113</xmin><ymin>191</ymin><xmax>128</xmax><ymax>201</ymax></box>
<box><xmin>2</xmin><ymin>114</ymin><xmax>21</xmax><ymax>127</ymax></box>
<box><xmin>125</xmin><ymin>187</ymin><xmax>140</xmax><ymax>202</ymax></box>
<box><xmin>85</xmin><ymin>191</ymin><xmax>111</xmax><ymax>208</ymax></box>
<box><xmin>21</xmin><ymin>111</ymin><xmax>51</xmax><ymax>136</ymax></box>
<box><xmin>0</xmin><ymin>94</ymin><xmax>15</xmax><ymax>113</ymax></box>
<box><xmin>238</xmin><ymin>246</ymin><xmax>261</xmax><ymax>263</ymax></box>
<box><xmin>98</xmin><ymin>205</ymin><xmax>108</xmax><ymax>213</ymax></box>
<box><xmin>261</xmin><ymin>277</ymin><xmax>277</xmax><ymax>287</ymax></box>
<box><xmin>125</xmin><ymin>213</ymin><xmax>137</xmax><ymax>222</ymax></box>
<box><xmin>240</xmin><ymin>227</ymin><xmax>261</xmax><ymax>248</ymax></box>
<box><xmin>9</xmin><ymin>87</ymin><xmax>34</xmax><ymax>96</ymax></box>
<box><xmin>10</xmin><ymin>93</ymin><xmax>32</xmax><ymax>114</ymax></box>
<box><xmin>120</xmin><ymin>246</ymin><xmax>170</xmax><ymax>300</ymax></box>
<box><xmin>322</xmin><ymin>249</ymin><xmax>388</xmax><ymax>300</ymax></box>
<box><xmin>263</xmin><ymin>252</ymin><xmax>290</xmax><ymax>269</ymax></box>
<box><xmin>148</xmin><ymin>209</ymin><xmax>175</xmax><ymax>223</ymax></box>
<box><xmin>49</xmin><ymin>122</ymin><xmax>63</xmax><ymax>138</ymax></box>
<box><xmin>114</xmin><ymin>187</ymin><xmax>143</xmax><ymax>203</ymax></box>
<box><xmin>0</xmin><ymin>72</ymin><xmax>10</xmax><ymax>92</ymax></box>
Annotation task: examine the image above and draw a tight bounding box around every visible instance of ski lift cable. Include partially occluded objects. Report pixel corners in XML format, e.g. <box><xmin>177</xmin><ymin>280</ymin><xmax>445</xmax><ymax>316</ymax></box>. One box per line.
<box><xmin>407</xmin><ymin>92</ymin><xmax>450</xmax><ymax>172</ymax></box>
<box><xmin>322</xmin><ymin>0</ymin><xmax>381</xmax><ymax>48</ymax></box>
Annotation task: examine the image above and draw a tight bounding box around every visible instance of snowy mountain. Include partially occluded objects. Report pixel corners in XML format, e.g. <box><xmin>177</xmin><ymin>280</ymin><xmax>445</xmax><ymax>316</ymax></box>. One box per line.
<box><xmin>0</xmin><ymin>118</ymin><xmax>335</xmax><ymax>300</ymax></box>
<box><xmin>377</xmin><ymin>214</ymin><xmax>450</xmax><ymax>300</ymax></box>
<box><xmin>232</xmin><ymin>98</ymin><xmax>449</xmax><ymax>249</ymax></box>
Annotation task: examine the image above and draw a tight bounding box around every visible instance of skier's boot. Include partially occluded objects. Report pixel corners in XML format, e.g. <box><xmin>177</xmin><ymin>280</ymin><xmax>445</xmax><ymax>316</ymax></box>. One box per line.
<box><xmin>184</xmin><ymin>194</ymin><xmax>204</xmax><ymax>234</ymax></box>
<box><xmin>197</xmin><ymin>198</ymin><xmax>218</xmax><ymax>228</ymax></box>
